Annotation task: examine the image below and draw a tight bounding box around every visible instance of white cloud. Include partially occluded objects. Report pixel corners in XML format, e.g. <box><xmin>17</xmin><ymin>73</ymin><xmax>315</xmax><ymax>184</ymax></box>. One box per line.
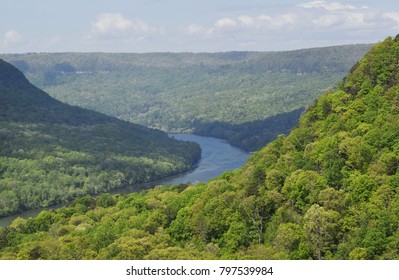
<box><xmin>298</xmin><ymin>1</ymin><xmax>358</xmax><ymax>11</ymax></box>
<box><xmin>186</xmin><ymin>13</ymin><xmax>298</xmax><ymax>37</ymax></box>
<box><xmin>383</xmin><ymin>12</ymin><xmax>399</xmax><ymax>25</ymax></box>
<box><xmin>228</xmin><ymin>14</ymin><xmax>297</xmax><ymax>30</ymax></box>
<box><xmin>312</xmin><ymin>12</ymin><xmax>371</xmax><ymax>29</ymax></box>
<box><xmin>186</xmin><ymin>2</ymin><xmax>376</xmax><ymax>39</ymax></box>
<box><xmin>238</xmin><ymin>15</ymin><xmax>255</xmax><ymax>27</ymax></box>
<box><xmin>215</xmin><ymin>18</ymin><xmax>237</xmax><ymax>29</ymax></box>
<box><xmin>295</xmin><ymin>1</ymin><xmax>377</xmax><ymax>31</ymax></box>
<box><xmin>181</xmin><ymin>1</ymin><xmax>397</xmax><ymax>52</ymax></box>
<box><xmin>183</xmin><ymin>2</ymin><xmax>385</xmax><ymax>38</ymax></box>
<box><xmin>257</xmin><ymin>15</ymin><xmax>273</xmax><ymax>21</ymax></box>
<box><xmin>83</xmin><ymin>13</ymin><xmax>166</xmax><ymax>52</ymax></box>
<box><xmin>1</xmin><ymin>30</ymin><xmax>28</xmax><ymax>52</ymax></box>
<box><xmin>92</xmin><ymin>13</ymin><xmax>133</xmax><ymax>34</ymax></box>
<box><xmin>184</xmin><ymin>24</ymin><xmax>205</xmax><ymax>34</ymax></box>
<box><xmin>343</xmin><ymin>12</ymin><xmax>368</xmax><ymax>28</ymax></box>
<box><xmin>272</xmin><ymin>14</ymin><xmax>297</xmax><ymax>28</ymax></box>
<box><xmin>312</xmin><ymin>14</ymin><xmax>341</xmax><ymax>27</ymax></box>
<box><xmin>4</xmin><ymin>30</ymin><xmax>23</xmax><ymax>45</ymax></box>
<box><xmin>91</xmin><ymin>13</ymin><xmax>158</xmax><ymax>38</ymax></box>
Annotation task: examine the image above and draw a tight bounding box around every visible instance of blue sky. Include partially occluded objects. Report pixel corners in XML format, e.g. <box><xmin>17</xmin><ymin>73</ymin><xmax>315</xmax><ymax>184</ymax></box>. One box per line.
<box><xmin>1</xmin><ymin>0</ymin><xmax>398</xmax><ymax>53</ymax></box>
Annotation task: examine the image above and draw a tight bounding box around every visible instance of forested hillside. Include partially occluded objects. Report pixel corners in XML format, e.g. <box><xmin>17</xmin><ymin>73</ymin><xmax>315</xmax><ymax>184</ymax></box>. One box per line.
<box><xmin>1</xmin><ymin>44</ymin><xmax>371</xmax><ymax>150</ymax></box>
<box><xmin>0</xmin><ymin>59</ymin><xmax>201</xmax><ymax>217</ymax></box>
<box><xmin>1</xmin><ymin>36</ymin><xmax>398</xmax><ymax>260</ymax></box>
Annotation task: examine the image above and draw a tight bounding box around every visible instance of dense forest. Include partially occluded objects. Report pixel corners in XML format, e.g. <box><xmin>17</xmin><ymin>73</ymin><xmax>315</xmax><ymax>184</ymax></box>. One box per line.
<box><xmin>1</xmin><ymin>36</ymin><xmax>398</xmax><ymax>260</ymax></box>
<box><xmin>0</xmin><ymin>59</ymin><xmax>201</xmax><ymax>217</ymax></box>
<box><xmin>1</xmin><ymin>44</ymin><xmax>371</xmax><ymax>150</ymax></box>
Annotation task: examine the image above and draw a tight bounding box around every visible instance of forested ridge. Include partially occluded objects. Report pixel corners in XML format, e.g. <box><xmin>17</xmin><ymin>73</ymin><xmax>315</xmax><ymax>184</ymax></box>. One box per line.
<box><xmin>1</xmin><ymin>36</ymin><xmax>398</xmax><ymax>260</ymax></box>
<box><xmin>0</xmin><ymin>59</ymin><xmax>201</xmax><ymax>217</ymax></box>
<box><xmin>1</xmin><ymin>44</ymin><xmax>371</xmax><ymax>151</ymax></box>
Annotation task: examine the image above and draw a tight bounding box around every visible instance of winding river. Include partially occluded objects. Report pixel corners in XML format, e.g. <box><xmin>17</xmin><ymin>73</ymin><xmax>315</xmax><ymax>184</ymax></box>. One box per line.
<box><xmin>0</xmin><ymin>134</ymin><xmax>250</xmax><ymax>227</ymax></box>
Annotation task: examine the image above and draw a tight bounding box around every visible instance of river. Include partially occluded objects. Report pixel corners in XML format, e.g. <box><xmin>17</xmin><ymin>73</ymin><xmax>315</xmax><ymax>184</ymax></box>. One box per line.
<box><xmin>0</xmin><ymin>134</ymin><xmax>250</xmax><ymax>227</ymax></box>
<box><xmin>155</xmin><ymin>133</ymin><xmax>250</xmax><ymax>185</ymax></box>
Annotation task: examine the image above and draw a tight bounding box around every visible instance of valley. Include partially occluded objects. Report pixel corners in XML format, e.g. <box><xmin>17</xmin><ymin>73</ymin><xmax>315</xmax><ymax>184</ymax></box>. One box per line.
<box><xmin>1</xmin><ymin>36</ymin><xmax>399</xmax><ymax>260</ymax></box>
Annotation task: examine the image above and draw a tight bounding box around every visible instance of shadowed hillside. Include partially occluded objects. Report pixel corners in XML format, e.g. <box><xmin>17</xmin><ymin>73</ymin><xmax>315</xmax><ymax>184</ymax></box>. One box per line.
<box><xmin>0</xmin><ymin>59</ymin><xmax>201</xmax><ymax>217</ymax></box>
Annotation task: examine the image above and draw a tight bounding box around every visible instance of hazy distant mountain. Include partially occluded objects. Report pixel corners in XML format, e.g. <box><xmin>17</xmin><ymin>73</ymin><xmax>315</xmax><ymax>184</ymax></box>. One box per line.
<box><xmin>1</xmin><ymin>44</ymin><xmax>372</xmax><ymax>150</ymax></box>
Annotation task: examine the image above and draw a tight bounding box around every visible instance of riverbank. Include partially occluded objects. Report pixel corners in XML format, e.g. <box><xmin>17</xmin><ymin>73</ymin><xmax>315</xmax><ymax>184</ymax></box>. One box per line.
<box><xmin>0</xmin><ymin>134</ymin><xmax>250</xmax><ymax>227</ymax></box>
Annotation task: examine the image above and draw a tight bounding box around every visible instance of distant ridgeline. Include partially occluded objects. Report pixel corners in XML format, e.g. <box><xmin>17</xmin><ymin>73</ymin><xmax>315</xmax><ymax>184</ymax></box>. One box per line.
<box><xmin>1</xmin><ymin>36</ymin><xmax>399</xmax><ymax>260</ymax></box>
<box><xmin>0</xmin><ymin>59</ymin><xmax>201</xmax><ymax>217</ymax></box>
<box><xmin>1</xmin><ymin>44</ymin><xmax>372</xmax><ymax>151</ymax></box>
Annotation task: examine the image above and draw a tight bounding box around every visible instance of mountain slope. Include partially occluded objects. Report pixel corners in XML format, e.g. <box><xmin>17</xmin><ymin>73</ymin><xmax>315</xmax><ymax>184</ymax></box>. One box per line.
<box><xmin>0</xmin><ymin>36</ymin><xmax>398</xmax><ymax>260</ymax></box>
<box><xmin>1</xmin><ymin>44</ymin><xmax>371</xmax><ymax>151</ymax></box>
<box><xmin>0</xmin><ymin>59</ymin><xmax>201</xmax><ymax>217</ymax></box>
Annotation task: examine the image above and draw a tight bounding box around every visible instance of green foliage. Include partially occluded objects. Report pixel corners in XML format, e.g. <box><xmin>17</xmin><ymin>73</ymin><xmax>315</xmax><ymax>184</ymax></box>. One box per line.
<box><xmin>303</xmin><ymin>204</ymin><xmax>340</xmax><ymax>259</ymax></box>
<box><xmin>3</xmin><ymin>38</ymin><xmax>399</xmax><ymax>260</ymax></box>
<box><xmin>282</xmin><ymin>170</ymin><xmax>327</xmax><ymax>212</ymax></box>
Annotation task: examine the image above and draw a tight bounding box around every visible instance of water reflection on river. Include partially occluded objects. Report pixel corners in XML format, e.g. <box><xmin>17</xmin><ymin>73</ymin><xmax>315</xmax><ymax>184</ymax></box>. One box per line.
<box><xmin>154</xmin><ymin>134</ymin><xmax>249</xmax><ymax>185</ymax></box>
<box><xmin>0</xmin><ymin>134</ymin><xmax>250</xmax><ymax>227</ymax></box>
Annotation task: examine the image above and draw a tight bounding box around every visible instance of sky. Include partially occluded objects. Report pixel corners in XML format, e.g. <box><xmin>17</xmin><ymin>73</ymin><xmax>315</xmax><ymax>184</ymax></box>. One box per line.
<box><xmin>1</xmin><ymin>0</ymin><xmax>398</xmax><ymax>53</ymax></box>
